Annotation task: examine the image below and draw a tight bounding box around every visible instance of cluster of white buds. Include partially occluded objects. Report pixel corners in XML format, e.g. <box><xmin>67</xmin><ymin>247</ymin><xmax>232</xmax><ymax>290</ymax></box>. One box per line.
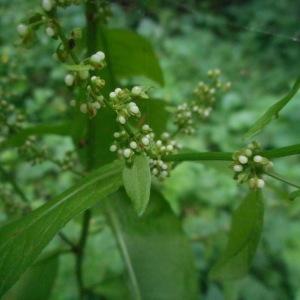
<box><xmin>174</xmin><ymin>103</ymin><xmax>195</xmax><ymax>134</ymax></box>
<box><xmin>232</xmin><ymin>141</ymin><xmax>273</xmax><ymax>189</ymax></box>
<box><xmin>192</xmin><ymin>69</ymin><xmax>231</xmax><ymax>120</ymax></box>
<box><xmin>110</xmin><ymin>125</ymin><xmax>179</xmax><ymax>180</ymax></box>
<box><xmin>172</xmin><ymin>68</ymin><xmax>230</xmax><ymax>135</ymax></box>
<box><xmin>0</xmin><ymin>100</ymin><xmax>25</xmax><ymax>143</ymax></box>
<box><xmin>108</xmin><ymin>87</ymin><xmax>148</xmax><ymax>124</ymax></box>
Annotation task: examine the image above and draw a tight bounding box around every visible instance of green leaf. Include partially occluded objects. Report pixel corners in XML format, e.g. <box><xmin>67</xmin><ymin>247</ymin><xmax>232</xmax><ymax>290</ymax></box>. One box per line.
<box><xmin>210</xmin><ymin>191</ymin><xmax>264</xmax><ymax>280</ymax></box>
<box><xmin>123</xmin><ymin>155</ymin><xmax>151</xmax><ymax>216</ymax></box>
<box><xmin>3</xmin><ymin>252</ymin><xmax>59</xmax><ymax>300</ymax></box>
<box><xmin>245</xmin><ymin>77</ymin><xmax>300</xmax><ymax>138</ymax></box>
<box><xmin>1</xmin><ymin>122</ymin><xmax>72</xmax><ymax>149</ymax></box>
<box><xmin>289</xmin><ymin>190</ymin><xmax>300</xmax><ymax>200</ymax></box>
<box><xmin>106</xmin><ymin>189</ymin><xmax>198</xmax><ymax>300</ymax></box>
<box><xmin>138</xmin><ymin>99</ymin><xmax>170</xmax><ymax>135</ymax></box>
<box><xmin>0</xmin><ymin>160</ymin><xmax>123</xmax><ymax>297</ymax></box>
<box><xmin>103</xmin><ymin>28</ymin><xmax>164</xmax><ymax>85</ymax></box>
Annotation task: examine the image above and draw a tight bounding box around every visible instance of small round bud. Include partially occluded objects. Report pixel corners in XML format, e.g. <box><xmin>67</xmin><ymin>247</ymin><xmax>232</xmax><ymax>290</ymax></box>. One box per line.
<box><xmin>109</xmin><ymin>92</ymin><xmax>116</xmax><ymax>99</ymax></box>
<box><xmin>65</xmin><ymin>74</ymin><xmax>75</xmax><ymax>86</ymax></box>
<box><xmin>90</xmin><ymin>51</ymin><xmax>105</xmax><ymax>64</ymax></box>
<box><xmin>161</xmin><ymin>132</ymin><xmax>170</xmax><ymax>140</ymax></box>
<box><xmin>238</xmin><ymin>155</ymin><xmax>248</xmax><ymax>164</ymax></box>
<box><xmin>17</xmin><ymin>24</ymin><xmax>28</xmax><ymax>37</ymax></box>
<box><xmin>115</xmin><ymin>88</ymin><xmax>122</xmax><ymax>95</ymax></box>
<box><xmin>117</xmin><ymin>115</ymin><xmax>126</xmax><ymax>124</ymax></box>
<box><xmin>166</xmin><ymin>145</ymin><xmax>173</xmax><ymax>151</ymax></box>
<box><xmin>110</xmin><ymin>145</ymin><xmax>117</xmax><ymax>152</ymax></box>
<box><xmin>42</xmin><ymin>0</ymin><xmax>54</xmax><ymax>11</ymax></box>
<box><xmin>93</xmin><ymin>102</ymin><xmax>101</xmax><ymax>109</ymax></box>
<box><xmin>245</xmin><ymin>149</ymin><xmax>252</xmax><ymax>157</ymax></box>
<box><xmin>113</xmin><ymin>132</ymin><xmax>120</xmax><ymax>138</ymax></box>
<box><xmin>132</xmin><ymin>86</ymin><xmax>142</xmax><ymax>96</ymax></box>
<box><xmin>152</xmin><ymin>168</ymin><xmax>158</xmax><ymax>175</ymax></box>
<box><xmin>123</xmin><ymin>148</ymin><xmax>132</xmax><ymax>158</ymax></box>
<box><xmin>128</xmin><ymin>103</ymin><xmax>140</xmax><ymax>115</ymax></box>
<box><xmin>156</xmin><ymin>140</ymin><xmax>162</xmax><ymax>147</ymax></box>
<box><xmin>142</xmin><ymin>124</ymin><xmax>150</xmax><ymax>131</ymax></box>
<box><xmin>256</xmin><ymin>179</ymin><xmax>265</xmax><ymax>189</ymax></box>
<box><xmin>141</xmin><ymin>136</ymin><xmax>150</xmax><ymax>146</ymax></box>
<box><xmin>161</xmin><ymin>170</ymin><xmax>168</xmax><ymax>178</ymax></box>
<box><xmin>80</xmin><ymin>103</ymin><xmax>87</xmax><ymax>114</ymax></box>
<box><xmin>233</xmin><ymin>164</ymin><xmax>243</xmax><ymax>172</ymax></box>
<box><xmin>253</xmin><ymin>155</ymin><xmax>263</xmax><ymax>163</ymax></box>
<box><xmin>129</xmin><ymin>141</ymin><xmax>138</xmax><ymax>149</ymax></box>
<box><xmin>46</xmin><ymin>26</ymin><xmax>55</xmax><ymax>37</ymax></box>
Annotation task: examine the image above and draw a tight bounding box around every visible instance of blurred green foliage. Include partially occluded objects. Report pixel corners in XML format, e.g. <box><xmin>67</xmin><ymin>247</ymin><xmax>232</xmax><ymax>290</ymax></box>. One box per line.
<box><xmin>1</xmin><ymin>0</ymin><xmax>300</xmax><ymax>299</ymax></box>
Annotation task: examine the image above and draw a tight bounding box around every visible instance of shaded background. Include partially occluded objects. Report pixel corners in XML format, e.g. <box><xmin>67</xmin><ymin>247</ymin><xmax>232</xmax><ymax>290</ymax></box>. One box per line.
<box><xmin>1</xmin><ymin>0</ymin><xmax>300</xmax><ymax>299</ymax></box>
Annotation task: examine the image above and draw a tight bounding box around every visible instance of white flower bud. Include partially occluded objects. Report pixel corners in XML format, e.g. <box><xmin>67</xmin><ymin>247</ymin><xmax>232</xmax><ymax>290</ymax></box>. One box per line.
<box><xmin>256</xmin><ymin>179</ymin><xmax>265</xmax><ymax>189</ymax></box>
<box><xmin>161</xmin><ymin>170</ymin><xmax>168</xmax><ymax>178</ymax></box>
<box><xmin>42</xmin><ymin>0</ymin><xmax>54</xmax><ymax>11</ymax></box>
<box><xmin>17</xmin><ymin>24</ymin><xmax>28</xmax><ymax>37</ymax></box>
<box><xmin>142</xmin><ymin>124</ymin><xmax>150</xmax><ymax>131</ymax></box>
<box><xmin>115</xmin><ymin>88</ymin><xmax>122</xmax><ymax>95</ymax></box>
<box><xmin>128</xmin><ymin>102</ymin><xmax>140</xmax><ymax>115</ymax></box>
<box><xmin>233</xmin><ymin>164</ymin><xmax>243</xmax><ymax>172</ymax></box>
<box><xmin>46</xmin><ymin>26</ymin><xmax>55</xmax><ymax>37</ymax></box>
<box><xmin>90</xmin><ymin>51</ymin><xmax>105</xmax><ymax>64</ymax></box>
<box><xmin>110</xmin><ymin>145</ymin><xmax>117</xmax><ymax>152</ymax></box>
<box><xmin>245</xmin><ymin>149</ymin><xmax>252</xmax><ymax>157</ymax></box>
<box><xmin>93</xmin><ymin>102</ymin><xmax>101</xmax><ymax>109</ymax></box>
<box><xmin>253</xmin><ymin>155</ymin><xmax>263</xmax><ymax>163</ymax></box>
<box><xmin>161</xmin><ymin>132</ymin><xmax>170</xmax><ymax>140</ymax></box>
<box><xmin>166</xmin><ymin>144</ymin><xmax>173</xmax><ymax>151</ymax></box>
<box><xmin>80</xmin><ymin>103</ymin><xmax>87</xmax><ymax>114</ymax></box>
<box><xmin>109</xmin><ymin>92</ymin><xmax>116</xmax><ymax>99</ymax></box>
<box><xmin>65</xmin><ymin>74</ymin><xmax>75</xmax><ymax>86</ymax></box>
<box><xmin>123</xmin><ymin>148</ymin><xmax>132</xmax><ymax>158</ymax></box>
<box><xmin>238</xmin><ymin>155</ymin><xmax>248</xmax><ymax>164</ymax></box>
<box><xmin>132</xmin><ymin>86</ymin><xmax>142</xmax><ymax>96</ymax></box>
<box><xmin>117</xmin><ymin>115</ymin><xmax>126</xmax><ymax>124</ymax></box>
<box><xmin>141</xmin><ymin>136</ymin><xmax>150</xmax><ymax>146</ymax></box>
<box><xmin>161</xmin><ymin>163</ymin><xmax>168</xmax><ymax>170</ymax></box>
<box><xmin>152</xmin><ymin>168</ymin><xmax>158</xmax><ymax>175</ymax></box>
<box><xmin>130</xmin><ymin>141</ymin><xmax>138</xmax><ymax>149</ymax></box>
<box><xmin>113</xmin><ymin>132</ymin><xmax>120</xmax><ymax>138</ymax></box>
<box><xmin>156</xmin><ymin>140</ymin><xmax>162</xmax><ymax>147</ymax></box>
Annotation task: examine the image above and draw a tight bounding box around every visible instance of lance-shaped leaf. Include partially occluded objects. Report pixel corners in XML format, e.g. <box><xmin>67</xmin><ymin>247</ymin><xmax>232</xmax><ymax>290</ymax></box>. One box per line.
<box><xmin>245</xmin><ymin>77</ymin><xmax>300</xmax><ymax>138</ymax></box>
<box><xmin>106</xmin><ymin>189</ymin><xmax>198</xmax><ymax>300</ymax></box>
<box><xmin>123</xmin><ymin>155</ymin><xmax>151</xmax><ymax>216</ymax></box>
<box><xmin>210</xmin><ymin>191</ymin><xmax>264</xmax><ymax>280</ymax></box>
<box><xmin>3</xmin><ymin>252</ymin><xmax>59</xmax><ymax>300</ymax></box>
<box><xmin>0</xmin><ymin>160</ymin><xmax>123</xmax><ymax>297</ymax></box>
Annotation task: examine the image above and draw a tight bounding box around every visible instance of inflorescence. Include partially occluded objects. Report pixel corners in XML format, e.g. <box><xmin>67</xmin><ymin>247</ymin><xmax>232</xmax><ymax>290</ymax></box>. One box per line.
<box><xmin>232</xmin><ymin>141</ymin><xmax>273</xmax><ymax>189</ymax></box>
<box><xmin>15</xmin><ymin>0</ymin><xmax>232</xmax><ymax>182</ymax></box>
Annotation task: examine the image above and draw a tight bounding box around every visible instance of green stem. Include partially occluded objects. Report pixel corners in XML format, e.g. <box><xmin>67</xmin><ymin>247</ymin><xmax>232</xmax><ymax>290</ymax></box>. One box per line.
<box><xmin>262</xmin><ymin>144</ymin><xmax>300</xmax><ymax>159</ymax></box>
<box><xmin>75</xmin><ymin>209</ymin><xmax>92</xmax><ymax>300</ymax></box>
<box><xmin>106</xmin><ymin>204</ymin><xmax>142</xmax><ymax>300</ymax></box>
<box><xmin>265</xmin><ymin>172</ymin><xmax>300</xmax><ymax>189</ymax></box>
<box><xmin>164</xmin><ymin>151</ymin><xmax>233</xmax><ymax>162</ymax></box>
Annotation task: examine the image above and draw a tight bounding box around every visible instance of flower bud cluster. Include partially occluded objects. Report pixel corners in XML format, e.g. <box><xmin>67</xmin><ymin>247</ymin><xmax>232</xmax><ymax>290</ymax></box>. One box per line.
<box><xmin>110</xmin><ymin>125</ymin><xmax>179</xmax><ymax>179</ymax></box>
<box><xmin>108</xmin><ymin>86</ymin><xmax>148</xmax><ymax>124</ymax></box>
<box><xmin>192</xmin><ymin>69</ymin><xmax>231</xmax><ymax>120</ymax></box>
<box><xmin>173</xmin><ymin>69</ymin><xmax>230</xmax><ymax>135</ymax></box>
<box><xmin>63</xmin><ymin>53</ymin><xmax>106</xmax><ymax>118</ymax></box>
<box><xmin>232</xmin><ymin>141</ymin><xmax>273</xmax><ymax>189</ymax></box>
<box><xmin>0</xmin><ymin>100</ymin><xmax>25</xmax><ymax>143</ymax></box>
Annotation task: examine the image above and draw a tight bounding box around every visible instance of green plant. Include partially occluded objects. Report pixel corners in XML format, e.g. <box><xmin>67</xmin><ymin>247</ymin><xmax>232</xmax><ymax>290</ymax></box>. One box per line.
<box><xmin>1</xmin><ymin>1</ymin><xmax>300</xmax><ymax>299</ymax></box>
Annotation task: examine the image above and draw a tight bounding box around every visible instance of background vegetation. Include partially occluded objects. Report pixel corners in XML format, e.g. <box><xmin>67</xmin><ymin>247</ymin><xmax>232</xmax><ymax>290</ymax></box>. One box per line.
<box><xmin>1</xmin><ymin>0</ymin><xmax>300</xmax><ymax>299</ymax></box>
